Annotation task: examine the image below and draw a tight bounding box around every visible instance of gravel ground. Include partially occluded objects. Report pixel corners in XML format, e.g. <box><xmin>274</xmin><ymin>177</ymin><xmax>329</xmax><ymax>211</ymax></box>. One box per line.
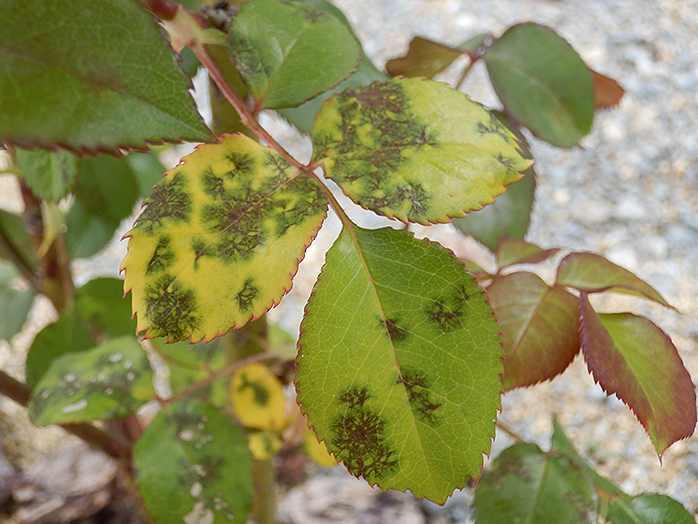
<box><xmin>2</xmin><ymin>0</ymin><xmax>698</xmax><ymax>521</ymax></box>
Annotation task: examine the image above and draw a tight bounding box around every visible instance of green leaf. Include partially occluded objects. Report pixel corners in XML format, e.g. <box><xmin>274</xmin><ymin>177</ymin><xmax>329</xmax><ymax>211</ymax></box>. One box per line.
<box><xmin>0</xmin><ymin>209</ymin><xmax>38</xmax><ymax>272</ymax></box>
<box><xmin>25</xmin><ymin>312</ymin><xmax>95</xmax><ymax>389</ymax></box>
<box><xmin>28</xmin><ymin>336</ymin><xmax>154</xmax><ymax>425</ymax></box>
<box><xmin>488</xmin><ymin>272</ymin><xmax>579</xmax><ymax>390</ymax></box>
<box><xmin>228</xmin><ymin>0</ymin><xmax>361</xmax><ymax>109</ymax></box>
<box><xmin>312</xmin><ymin>78</ymin><xmax>531</xmax><ymax>224</ymax></box>
<box><xmin>74</xmin><ymin>277</ymin><xmax>137</xmax><ymax>338</ymax></box>
<box><xmin>452</xmin><ymin>111</ymin><xmax>537</xmax><ymax>250</ymax></box>
<box><xmin>607</xmin><ymin>494</ymin><xmax>696</xmax><ymax>524</ymax></box>
<box><xmin>125</xmin><ymin>151</ymin><xmax>168</xmax><ymax>200</ymax></box>
<box><xmin>15</xmin><ymin>148</ymin><xmax>78</xmax><ymax>202</ymax></box>
<box><xmin>473</xmin><ymin>443</ymin><xmax>597</xmax><ymax>524</ymax></box>
<box><xmin>296</xmin><ymin>225</ymin><xmax>502</xmax><ymax>503</ymax></box>
<box><xmin>550</xmin><ymin>416</ymin><xmax>625</xmax><ymax>498</ymax></box>
<box><xmin>66</xmin><ymin>155</ymin><xmax>139</xmax><ymax>259</ymax></box>
<box><xmin>579</xmin><ymin>294</ymin><xmax>696</xmax><ymax>455</ymax></box>
<box><xmin>557</xmin><ymin>252</ymin><xmax>674</xmax><ymax>309</ymax></box>
<box><xmin>134</xmin><ymin>400</ymin><xmax>253</xmax><ymax>524</ymax></box>
<box><xmin>495</xmin><ymin>238</ymin><xmax>560</xmax><ymax>268</ymax></box>
<box><xmin>122</xmin><ymin>134</ymin><xmax>327</xmax><ymax>342</ymax></box>
<box><xmin>0</xmin><ymin>261</ymin><xmax>34</xmax><ymax>341</ymax></box>
<box><xmin>483</xmin><ymin>22</ymin><xmax>594</xmax><ymax>147</ymax></box>
<box><xmin>0</xmin><ymin>0</ymin><xmax>210</xmax><ymax>153</ymax></box>
<box><xmin>386</xmin><ymin>37</ymin><xmax>463</xmax><ymax>78</ymax></box>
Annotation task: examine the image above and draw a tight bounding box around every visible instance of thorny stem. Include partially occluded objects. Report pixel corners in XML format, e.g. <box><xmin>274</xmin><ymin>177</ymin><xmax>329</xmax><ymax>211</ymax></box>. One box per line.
<box><xmin>0</xmin><ymin>370</ymin><xmax>133</xmax><ymax>460</ymax></box>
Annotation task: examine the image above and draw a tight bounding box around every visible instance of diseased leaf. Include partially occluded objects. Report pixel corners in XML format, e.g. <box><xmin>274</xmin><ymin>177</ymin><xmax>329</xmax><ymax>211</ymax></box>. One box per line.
<box><xmin>231</xmin><ymin>362</ymin><xmax>287</xmax><ymax>430</ymax></box>
<box><xmin>579</xmin><ymin>294</ymin><xmax>696</xmax><ymax>455</ymax></box>
<box><xmin>297</xmin><ymin>225</ymin><xmax>502</xmax><ymax>503</ymax></box>
<box><xmin>607</xmin><ymin>494</ymin><xmax>696</xmax><ymax>524</ymax></box>
<box><xmin>385</xmin><ymin>37</ymin><xmax>463</xmax><ymax>78</ymax></box>
<box><xmin>66</xmin><ymin>155</ymin><xmax>139</xmax><ymax>259</ymax></box>
<box><xmin>228</xmin><ymin>0</ymin><xmax>361</xmax><ymax>109</ymax></box>
<box><xmin>590</xmin><ymin>68</ymin><xmax>625</xmax><ymax>110</ymax></box>
<box><xmin>0</xmin><ymin>0</ymin><xmax>210</xmax><ymax>153</ymax></box>
<box><xmin>122</xmin><ymin>134</ymin><xmax>327</xmax><ymax>342</ymax></box>
<box><xmin>28</xmin><ymin>336</ymin><xmax>154</xmax><ymax>425</ymax></box>
<box><xmin>134</xmin><ymin>400</ymin><xmax>253</xmax><ymax>524</ymax></box>
<box><xmin>473</xmin><ymin>443</ymin><xmax>597</xmax><ymax>524</ymax></box>
<box><xmin>25</xmin><ymin>312</ymin><xmax>95</xmax><ymax>389</ymax></box>
<box><xmin>557</xmin><ymin>252</ymin><xmax>674</xmax><ymax>309</ymax></box>
<box><xmin>495</xmin><ymin>238</ymin><xmax>560</xmax><ymax>268</ymax></box>
<box><xmin>15</xmin><ymin>148</ymin><xmax>78</xmax><ymax>202</ymax></box>
<box><xmin>483</xmin><ymin>23</ymin><xmax>594</xmax><ymax>147</ymax></box>
<box><xmin>488</xmin><ymin>273</ymin><xmax>579</xmax><ymax>390</ymax></box>
<box><xmin>74</xmin><ymin>278</ymin><xmax>137</xmax><ymax>338</ymax></box>
<box><xmin>0</xmin><ymin>261</ymin><xmax>34</xmax><ymax>341</ymax></box>
<box><xmin>312</xmin><ymin>78</ymin><xmax>531</xmax><ymax>224</ymax></box>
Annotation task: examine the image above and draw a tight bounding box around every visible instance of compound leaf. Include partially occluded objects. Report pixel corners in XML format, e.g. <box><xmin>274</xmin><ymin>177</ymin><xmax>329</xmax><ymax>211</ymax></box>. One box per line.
<box><xmin>134</xmin><ymin>399</ymin><xmax>253</xmax><ymax>524</ymax></box>
<box><xmin>297</xmin><ymin>225</ymin><xmax>502</xmax><ymax>504</ymax></box>
<box><xmin>228</xmin><ymin>0</ymin><xmax>361</xmax><ymax>109</ymax></box>
<box><xmin>607</xmin><ymin>494</ymin><xmax>696</xmax><ymax>524</ymax></box>
<box><xmin>579</xmin><ymin>294</ymin><xmax>696</xmax><ymax>455</ymax></box>
<box><xmin>15</xmin><ymin>148</ymin><xmax>78</xmax><ymax>202</ymax></box>
<box><xmin>483</xmin><ymin>23</ymin><xmax>594</xmax><ymax>147</ymax></box>
<box><xmin>386</xmin><ymin>37</ymin><xmax>463</xmax><ymax>78</ymax></box>
<box><xmin>557</xmin><ymin>252</ymin><xmax>674</xmax><ymax>309</ymax></box>
<box><xmin>488</xmin><ymin>272</ymin><xmax>579</xmax><ymax>390</ymax></box>
<box><xmin>473</xmin><ymin>443</ymin><xmax>597</xmax><ymax>524</ymax></box>
<box><xmin>312</xmin><ymin>78</ymin><xmax>531</xmax><ymax>224</ymax></box>
<box><xmin>28</xmin><ymin>336</ymin><xmax>154</xmax><ymax>425</ymax></box>
<box><xmin>0</xmin><ymin>0</ymin><xmax>210</xmax><ymax>154</ymax></box>
<box><xmin>122</xmin><ymin>134</ymin><xmax>327</xmax><ymax>342</ymax></box>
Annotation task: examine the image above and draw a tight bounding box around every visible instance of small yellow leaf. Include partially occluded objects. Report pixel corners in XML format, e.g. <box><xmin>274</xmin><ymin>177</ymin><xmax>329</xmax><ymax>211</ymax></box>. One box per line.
<box><xmin>303</xmin><ymin>426</ymin><xmax>337</xmax><ymax>468</ymax></box>
<box><xmin>247</xmin><ymin>430</ymin><xmax>282</xmax><ymax>461</ymax></box>
<box><xmin>232</xmin><ymin>363</ymin><xmax>287</xmax><ymax>430</ymax></box>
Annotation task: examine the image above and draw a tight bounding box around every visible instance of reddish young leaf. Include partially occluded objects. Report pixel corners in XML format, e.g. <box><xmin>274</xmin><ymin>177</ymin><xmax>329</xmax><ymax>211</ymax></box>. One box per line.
<box><xmin>579</xmin><ymin>294</ymin><xmax>696</xmax><ymax>456</ymax></box>
<box><xmin>557</xmin><ymin>253</ymin><xmax>674</xmax><ymax>309</ymax></box>
<box><xmin>495</xmin><ymin>238</ymin><xmax>559</xmax><ymax>269</ymax></box>
<box><xmin>385</xmin><ymin>37</ymin><xmax>463</xmax><ymax>79</ymax></box>
<box><xmin>488</xmin><ymin>272</ymin><xmax>579</xmax><ymax>390</ymax></box>
<box><xmin>589</xmin><ymin>68</ymin><xmax>624</xmax><ymax>110</ymax></box>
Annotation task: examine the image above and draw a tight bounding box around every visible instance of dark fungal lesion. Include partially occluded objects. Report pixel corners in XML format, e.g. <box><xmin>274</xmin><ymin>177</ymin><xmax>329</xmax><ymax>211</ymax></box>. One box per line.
<box><xmin>145</xmin><ymin>235</ymin><xmax>176</xmax><ymax>275</ymax></box>
<box><xmin>424</xmin><ymin>282</ymin><xmax>473</xmax><ymax>332</ymax></box>
<box><xmin>144</xmin><ymin>274</ymin><xmax>201</xmax><ymax>340</ymax></box>
<box><xmin>380</xmin><ymin>317</ymin><xmax>407</xmax><ymax>342</ymax></box>
<box><xmin>136</xmin><ymin>172</ymin><xmax>192</xmax><ymax>233</ymax></box>
<box><xmin>396</xmin><ymin>370</ymin><xmax>442</xmax><ymax>425</ymax></box>
<box><xmin>330</xmin><ymin>385</ymin><xmax>398</xmax><ymax>481</ymax></box>
<box><xmin>236</xmin><ymin>277</ymin><xmax>260</xmax><ymax>313</ymax></box>
<box><xmin>201</xmin><ymin>169</ymin><xmax>228</xmax><ymax>199</ymax></box>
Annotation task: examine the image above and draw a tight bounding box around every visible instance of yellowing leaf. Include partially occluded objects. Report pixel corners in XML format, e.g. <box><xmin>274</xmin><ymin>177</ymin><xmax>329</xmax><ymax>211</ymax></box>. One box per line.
<box><xmin>303</xmin><ymin>426</ymin><xmax>337</xmax><ymax>467</ymax></box>
<box><xmin>247</xmin><ymin>430</ymin><xmax>283</xmax><ymax>460</ymax></box>
<box><xmin>122</xmin><ymin>134</ymin><xmax>327</xmax><ymax>342</ymax></box>
<box><xmin>232</xmin><ymin>363</ymin><xmax>287</xmax><ymax>430</ymax></box>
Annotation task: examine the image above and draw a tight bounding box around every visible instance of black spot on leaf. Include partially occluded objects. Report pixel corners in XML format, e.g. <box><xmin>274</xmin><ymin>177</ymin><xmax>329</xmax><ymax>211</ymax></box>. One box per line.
<box><xmin>396</xmin><ymin>370</ymin><xmax>441</xmax><ymax>425</ymax></box>
<box><xmin>237</xmin><ymin>372</ymin><xmax>269</xmax><ymax>405</ymax></box>
<box><xmin>202</xmin><ymin>169</ymin><xmax>228</xmax><ymax>199</ymax></box>
<box><xmin>145</xmin><ymin>235</ymin><xmax>175</xmax><ymax>274</ymax></box>
<box><xmin>137</xmin><ymin>172</ymin><xmax>192</xmax><ymax>233</ymax></box>
<box><xmin>338</xmin><ymin>386</ymin><xmax>370</xmax><ymax>408</ymax></box>
<box><xmin>237</xmin><ymin>278</ymin><xmax>259</xmax><ymax>313</ymax></box>
<box><xmin>395</xmin><ymin>181</ymin><xmax>430</xmax><ymax>218</ymax></box>
<box><xmin>496</xmin><ymin>154</ymin><xmax>517</xmax><ymax>174</ymax></box>
<box><xmin>380</xmin><ymin>318</ymin><xmax>407</xmax><ymax>342</ymax></box>
<box><xmin>425</xmin><ymin>300</ymin><xmax>463</xmax><ymax>332</ymax></box>
<box><xmin>225</xmin><ymin>151</ymin><xmax>255</xmax><ymax>175</ymax></box>
<box><xmin>229</xmin><ymin>36</ymin><xmax>264</xmax><ymax>81</ymax></box>
<box><xmin>144</xmin><ymin>275</ymin><xmax>201</xmax><ymax>340</ymax></box>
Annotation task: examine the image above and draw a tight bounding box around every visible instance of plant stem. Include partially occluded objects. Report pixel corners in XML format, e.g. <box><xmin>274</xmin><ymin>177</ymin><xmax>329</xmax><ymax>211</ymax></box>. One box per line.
<box><xmin>0</xmin><ymin>370</ymin><xmax>132</xmax><ymax>460</ymax></box>
<box><xmin>495</xmin><ymin>420</ymin><xmax>526</xmax><ymax>444</ymax></box>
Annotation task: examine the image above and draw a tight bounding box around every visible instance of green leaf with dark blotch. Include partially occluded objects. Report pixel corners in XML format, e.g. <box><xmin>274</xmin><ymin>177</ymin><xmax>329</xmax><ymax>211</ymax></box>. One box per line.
<box><xmin>550</xmin><ymin>416</ymin><xmax>626</xmax><ymax>498</ymax></box>
<box><xmin>312</xmin><ymin>78</ymin><xmax>531</xmax><ymax>224</ymax></box>
<box><xmin>607</xmin><ymin>494</ymin><xmax>697</xmax><ymax>524</ymax></box>
<box><xmin>296</xmin><ymin>225</ymin><xmax>502</xmax><ymax>503</ymax></box>
<box><xmin>483</xmin><ymin>22</ymin><xmax>594</xmax><ymax>147</ymax></box>
<box><xmin>25</xmin><ymin>312</ymin><xmax>95</xmax><ymax>389</ymax></box>
<box><xmin>125</xmin><ymin>152</ymin><xmax>167</xmax><ymax>200</ymax></box>
<box><xmin>496</xmin><ymin>238</ymin><xmax>560</xmax><ymax>268</ymax></box>
<box><xmin>473</xmin><ymin>443</ymin><xmax>597</xmax><ymax>524</ymax></box>
<box><xmin>0</xmin><ymin>0</ymin><xmax>210</xmax><ymax>153</ymax></box>
<box><xmin>74</xmin><ymin>278</ymin><xmax>137</xmax><ymax>338</ymax></box>
<box><xmin>579</xmin><ymin>294</ymin><xmax>696</xmax><ymax>455</ymax></box>
<box><xmin>134</xmin><ymin>400</ymin><xmax>253</xmax><ymax>524</ymax></box>
<box><xmin>557</xmin><ymin>252</ymin><xmax>674</xmax><ymax>309</ymax></box>
<box><xmin>28</xmin><ymin>336</ymin><xmax>154</xmax><ymax>425</ymax></box>
<box><xmin>15</xmin><ymin>148</ymin><xmax>78</xmax><ymax>202</ymax></box>
<box><xmin>0</xmin><ymin>261</ymin><xmax>34</xmax><ymax>341</ymax></box>
<box><xmin>228</xmin><ymin>0</ymin><xmax>361</xmax><ymax>109</ymax></box>
<box><xmin>122</xmin><ymin>134</ymin><xmax>327</xmax><ymax>342</ymax></box>
<box><xmin>386</xmin><ymin>37</ymin><xmax>463</xmax><ymax>78</ymax></box>
<box><xmin>488</xmin><ymin>273</ymin><xmax>579</xmax><ymax>390</ymax></box>
<box><xmin>0</xmin><ymin>209</ymin><xmax>38</xmax><ymax>271</ymax></box>
<box><xmin>66</xmin><ymin>155</ymin><xmax>139</xmax><ymax>259</ymax></box>
<box><xmin>452</xmin><ymin>110</ymin><xmax>537</xmax><ymax>250</ymax></box>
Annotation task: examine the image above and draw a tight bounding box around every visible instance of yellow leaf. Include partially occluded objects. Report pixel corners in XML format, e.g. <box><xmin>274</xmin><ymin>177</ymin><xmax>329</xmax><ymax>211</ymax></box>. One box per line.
<box><xmin>232</xmin><ymin>363</ymin><xmax>287</xmax><ymax>430</ymax></box>
<box><xmin>247</xmin><ymin>430</ymin><xmax>282</xmax><ymax>461</ymax></box>
<box><xmin>303</xmin><ymin>426</ymin><xmax>337</xmax><ymax>468</ymax></box>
